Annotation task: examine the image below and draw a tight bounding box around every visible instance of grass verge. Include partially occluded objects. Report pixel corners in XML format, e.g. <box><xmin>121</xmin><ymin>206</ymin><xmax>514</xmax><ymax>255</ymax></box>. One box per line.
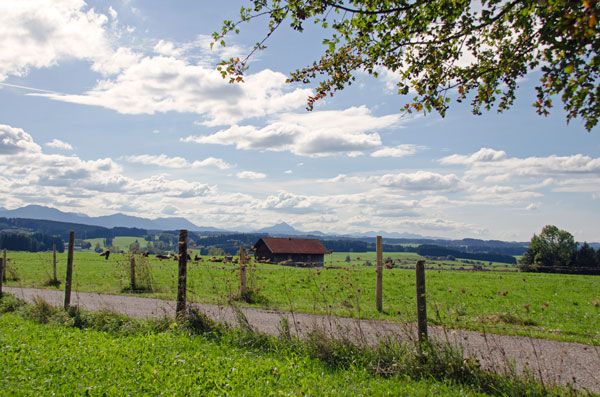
<box><xmin>0</xmin><ymin>293</ymin><xmax>590</xmax><ymax>396</ymax></box>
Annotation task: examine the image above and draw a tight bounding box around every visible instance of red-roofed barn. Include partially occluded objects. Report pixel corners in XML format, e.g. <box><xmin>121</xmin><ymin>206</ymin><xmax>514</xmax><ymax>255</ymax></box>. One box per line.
<box><xmin>253</xmin><ymin>237</ymin><xmax>327</xmax><ymax>266</ymax></box>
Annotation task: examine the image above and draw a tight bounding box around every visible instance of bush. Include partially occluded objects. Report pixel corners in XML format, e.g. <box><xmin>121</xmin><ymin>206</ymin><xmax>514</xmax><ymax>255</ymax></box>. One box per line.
<box><xmin>0</xmin><ymin>293</ymin><xmax>26</xmax><ymax>313</ymax></box>
<box><xmin>26</xmin><ymin>297</ymin><xmax>57</xmax><ymax>324</ymax></box>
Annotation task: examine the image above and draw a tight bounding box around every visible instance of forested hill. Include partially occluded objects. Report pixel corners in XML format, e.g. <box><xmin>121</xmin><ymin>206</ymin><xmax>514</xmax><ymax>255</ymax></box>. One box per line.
<box><xmin>0</xmin><ymin>217</ymin><xmax>147</xmax><ymax>241</ymax></box>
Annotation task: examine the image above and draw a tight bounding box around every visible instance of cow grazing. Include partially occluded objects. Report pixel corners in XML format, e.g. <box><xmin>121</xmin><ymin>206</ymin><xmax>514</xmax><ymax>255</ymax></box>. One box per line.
<box><xmin>99</xmin><ymin>250</ymin><xmax>110</xmax><ymax>260</ymax></box>
<box><xmin>155</xmin><ymin>254</ymin><xmax>170</xmax><ymax>260</ymax></box>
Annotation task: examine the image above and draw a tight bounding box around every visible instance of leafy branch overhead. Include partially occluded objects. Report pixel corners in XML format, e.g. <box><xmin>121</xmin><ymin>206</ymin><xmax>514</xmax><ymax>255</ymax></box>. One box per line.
<box><xmin>215</xmin><ymin>0</ymin><xmax>599</xmax><ymax>130</ymax></box>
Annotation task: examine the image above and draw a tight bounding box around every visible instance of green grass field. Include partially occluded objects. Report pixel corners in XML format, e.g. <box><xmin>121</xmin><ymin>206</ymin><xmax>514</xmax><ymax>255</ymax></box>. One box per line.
<box><xmin>3</xmin><ymin>251</ymin><xmax>599</xmax><ymax>344</ymax></box>
<box><xmin>326</xmin><ymin>251</ymin><xmax>516</xmax><ymax>270</ymax></box>
<box><xmin>84</xmin><ymin>236</ymin><xmax>148</xmax><ymax>251</ymax></box>
<box><xmin>0</xmin><ymin>314</ymin><xmax>486</xmax><ymax>396</ymax></box>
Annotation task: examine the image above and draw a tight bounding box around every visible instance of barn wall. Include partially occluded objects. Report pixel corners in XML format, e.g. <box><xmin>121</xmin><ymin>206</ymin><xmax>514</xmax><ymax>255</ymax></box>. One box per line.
<box><xmin>254</xmin><ymin>241</ymin><xmax>272</xmax><ymax>260</ymax></box>
<box><xmin>254</xmin><ymin>239</ymin><xmax>324</xmax><ymax>267</ymax></box>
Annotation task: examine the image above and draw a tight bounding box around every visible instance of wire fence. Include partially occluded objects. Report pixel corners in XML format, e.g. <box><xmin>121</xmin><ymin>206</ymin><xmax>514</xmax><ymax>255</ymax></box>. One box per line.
<box><xmin>1</xmin><ymin>231</ymin><xmax>599</xmax><ymax>344</ymax></box>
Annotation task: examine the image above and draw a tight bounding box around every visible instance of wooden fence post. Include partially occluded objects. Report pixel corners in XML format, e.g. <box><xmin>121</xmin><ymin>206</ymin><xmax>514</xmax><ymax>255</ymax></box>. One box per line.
<box><xmin>130</xmin><ymin>255</ymin><xmax>136</xmax><ymax>291</ymax></box>
<box><xmin>52</xmin><ymin>244</ymin><xmax>57</xmax><ymax>283</ymax></box>
<box><xmin>0</xmin><ymin>249</ymin><xmax>5</xmax><ymax>296</ymax></box>
<box><xmin>376</xmin><ymin>235</ymin><xmax>383</xmax><ymax>312</ymax></box>
<box><xmin>64</xmin><ymin>231</ymin><xmax>75</xmax><ymax>309</ymax></box>
<box><xmin>416</xmin><ymin>259</ymin><xmax>428</xmax><ymax>343</ymax></box>
<box><xmin>239</xmin><ymin>246</ymin><xmax>247</xmax><ymax>298</ymax></box>
<box><xmin>176</xmin><ymin>230</ymin><xmax>188</xmax><ymax>317</ymax></box>
<box><xmin>2</xmin><ymin>249</ymin><xmax>6</xmax><ymax>284</ymax></box>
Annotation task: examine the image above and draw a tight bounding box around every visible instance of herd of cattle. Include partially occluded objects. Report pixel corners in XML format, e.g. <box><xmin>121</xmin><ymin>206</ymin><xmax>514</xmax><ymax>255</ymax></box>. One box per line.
<box><xmin>98</xmin><ymin>250</ymin><xmax>243</xmax><ymax>263</ymax></box>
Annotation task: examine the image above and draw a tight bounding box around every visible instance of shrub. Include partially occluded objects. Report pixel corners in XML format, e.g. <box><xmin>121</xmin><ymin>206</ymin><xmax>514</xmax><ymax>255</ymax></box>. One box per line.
<box><xmin>26</xmin><ymin>297</ymin><xmax>57</xmax><ymax>324</ymax></box>
<box><xmin>0</xmin><ymin>293</ymin><xmax>26</xmax><ymax>313</ymax></box>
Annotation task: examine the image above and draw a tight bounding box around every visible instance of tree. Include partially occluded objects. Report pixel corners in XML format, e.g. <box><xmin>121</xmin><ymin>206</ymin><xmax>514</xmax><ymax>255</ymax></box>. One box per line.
<box><xmin>575</xmin><ymin>242</ymin><xmax>597</xmax><ymax>272</ymax></box>
<box><xmin>129</xmin><ymin>240</ymin><xmax>141</xmax><ymax>254</ymax></box>
<box><xmin>94</xmin><ymin>242</ymin><xmax>103</xmax><ymax>253</ymax></box>
<box><xmin>519</xmin><ymin>225</ymin><xmax>576</xmax><ymax>272</ymax></box>
<box><xmin>216</xmin><ymin>1</ymin><xmax>599</xmax><ymax>130</ymax></box>
<box><xmin>208</xmin><ymin>247</ymin><xmax>226</xmax><ymax>256</ymax></box>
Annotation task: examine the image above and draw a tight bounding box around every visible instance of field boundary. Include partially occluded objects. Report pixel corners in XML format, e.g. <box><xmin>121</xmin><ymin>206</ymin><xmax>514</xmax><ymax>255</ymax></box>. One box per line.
<box><xmin>5</xmin><ymin>286</ymin><xmax>600</xmax><ymax>393</ymax></box>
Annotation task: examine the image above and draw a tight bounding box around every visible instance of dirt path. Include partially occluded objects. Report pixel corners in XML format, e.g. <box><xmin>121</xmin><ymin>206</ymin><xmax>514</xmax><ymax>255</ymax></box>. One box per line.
<box><xmin>5</xmin><ymin>286</ymin><xmax>600</xmax><ymax>393</ymax></box>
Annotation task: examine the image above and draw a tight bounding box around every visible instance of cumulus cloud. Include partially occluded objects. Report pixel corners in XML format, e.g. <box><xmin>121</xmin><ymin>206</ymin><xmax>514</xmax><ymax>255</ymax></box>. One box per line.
<box><xmin>45</xmin><ymin>139</ymin><xmax>73</xmax><ymax>151</ymax></box>
<box><xmin>261</xmin><ymin>191</ymin><xmax>317</xmax><ymax>213</ymax></box>
<box><xmin>375</xmin><ymin>171</ymin><xmax>462</xmax><ymax>191</ymax></box>
<box><xmin>440</xmin><ymin>148</ymin><xmax>507</xmax><ymax>165</ymax></box>
<box><xmin>0</xmin><ymin>124</ymin><xmax>213</xmax><ymax>201</ymax></box>
<box><xmin>123</xmin><ymin>154</ymin><xmax>233</xmax><ymax>170</ymax></box>
<box><xmin>183</xmin><ymin>106</ymin><xmax>405</xmax><ymax>157</ymax></box>
<box><xmin>236</xmin><ymin>171</ymin><xmax>266</xmax><ymax>180</ymax></box>
<box><xmin>1</xmin><ymin>2</ymin><xmax>309</xmax><ymax>126</ymax></box>
<box><xmin>440</xmin><ymin>148</ymin><xmax>600</xmax><ymax>177</ymax></box>
<box><xmin>0</xmin><ymin>0</ymin><xmax>137</xmax><ymax>81</ymax></box>
<box><xmin>38</xmin><ymin>58</ymin><xmax>311</xmax><ymax>126</ymax></box>
<box><xmin>0</xmin><ymin>124</ymin><xmax>41</xmax><ymax>154</ymax></box>
<box><xmin>371</xmin><ymin>144</ymin><xmax>418</xmax><ymax>158</ymax></box>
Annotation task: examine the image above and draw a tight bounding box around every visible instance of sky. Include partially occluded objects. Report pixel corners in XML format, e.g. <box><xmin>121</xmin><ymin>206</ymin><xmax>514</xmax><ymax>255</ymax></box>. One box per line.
<box><xmin>0</xmin><ymin>0</ymin><xmax>599</xmax><ymax>241</ymax></box>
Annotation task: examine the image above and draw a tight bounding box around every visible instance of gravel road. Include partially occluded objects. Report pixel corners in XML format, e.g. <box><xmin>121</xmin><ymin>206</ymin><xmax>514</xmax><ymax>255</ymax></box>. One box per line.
<box><xmin>5</xmin><ymin>286</ymin><xmax>600</xmax><ymax>393</ymax></box>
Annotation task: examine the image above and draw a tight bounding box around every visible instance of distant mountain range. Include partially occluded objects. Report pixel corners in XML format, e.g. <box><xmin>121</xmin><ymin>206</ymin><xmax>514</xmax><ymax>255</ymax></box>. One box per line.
<box><xmin>0</xmin><ymin>205</ymin><xmax>442</xmax><ymax>240</ymax></box>
<box><xmin>0</xmin><ymin>205</ymin><xmax>224</xmax><ymax>232</ymax></box>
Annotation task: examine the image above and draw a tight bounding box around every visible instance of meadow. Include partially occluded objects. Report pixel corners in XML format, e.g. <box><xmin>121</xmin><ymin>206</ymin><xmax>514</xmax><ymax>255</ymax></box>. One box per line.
<box><xmin>3</xmin><ymin>250</ymin><xmax>599</xmax><ymax>344</ymax></box>
<box><xmin>84</xmin><ymin>236</ymin><xmax>148</xmax><ymax>251</ymax></box>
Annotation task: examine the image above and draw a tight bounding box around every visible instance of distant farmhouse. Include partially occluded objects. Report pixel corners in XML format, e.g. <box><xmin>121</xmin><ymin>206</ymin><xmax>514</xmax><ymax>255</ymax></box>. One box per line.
<box><xmin>253</xmin><ymin>237</ymin><xmax>327</xmax><ymax>266</ymax></box>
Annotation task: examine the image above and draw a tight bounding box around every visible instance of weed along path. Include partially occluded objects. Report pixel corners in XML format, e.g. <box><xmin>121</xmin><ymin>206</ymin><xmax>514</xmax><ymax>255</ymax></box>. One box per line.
<box><xmin>6</xmin><ymin>286</ymin><xmax>600</xmax><ymax>393</ymax></box>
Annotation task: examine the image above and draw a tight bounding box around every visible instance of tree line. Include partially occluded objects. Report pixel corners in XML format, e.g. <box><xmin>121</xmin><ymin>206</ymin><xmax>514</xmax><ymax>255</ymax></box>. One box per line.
<box><xmin>416</xmin><ymin>245</ymin><xmax>517</xmax><ymax>264</ymax></box>
<box><xmin>0</xmin><ymin>231</ymin><xmax>65</xmax><ymax>252</ymax></box>
<box><xmin>520</xmin><ymin>225</ymin><xmax>600</xmax><ymax>275</ymax></box>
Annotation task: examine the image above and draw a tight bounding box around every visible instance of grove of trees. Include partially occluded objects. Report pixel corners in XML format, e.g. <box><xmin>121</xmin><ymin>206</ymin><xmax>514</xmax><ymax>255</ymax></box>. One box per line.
<box><xmin>0</xmin><ymin>232</ymin><xmax>65</xmax><ymax>252</ymax></box>
<box><xmin>519</xmin><ymin>225</ymin><xmax>600</xmax><ymax>275</ymax></box>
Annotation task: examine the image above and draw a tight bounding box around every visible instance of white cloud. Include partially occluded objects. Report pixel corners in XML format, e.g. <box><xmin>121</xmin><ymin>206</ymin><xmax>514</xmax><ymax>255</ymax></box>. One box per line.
<box><xmin>153</xmin><ymin>40</ymin><xmax>183</xmax><ymax>57</ymax></box>
<box><xmin>183</xmin><ymin>106</ymin><xmax>405</xmax><ymax>157</ymax></box>
<box><xmin>371</xmin><ymin>144</ymin><xmax>418</xmax><ymax>158</ymax></box>
<box><xmin>45</xmin><ymin>139</ymin><xmax>73</xmax><ymax>151</ymax></box>
<box><xmin>0</xmin><ymin>0</ymin><xmax>136</xmax><ymax>81</ymax></box>
<box><xmin>375</xmin><ymin>171</ymin><xmax>462</xmax><ymax>191</ymax></box>
<box><xmin>0</xmin><ymin>124</ymin><xmax>41</xmax><ymax>154</ymax></box>
<box><xmin>441</xmin><ymin>148</ymin><xmax>600</xmax><ymax>177</ymax></box>
<box><xmin>123</xmin><ymin>154</ymin><xmax>233</xmax><ymax>170</ymax></box>
<box><xmin>38</xmin><ymin>58</ymin><xmax>311</xmax><ymax>126</ymax></box>
<box><xmin>0</xmin><ymin>2</ymin><xmax>309</xmax><ymax>126</ymax></box>
<box><xmin>236</xmin><ymin>171</ymin><xmax>266</xmax><ymax>180</ymax></box>
<box><xmin>440</xmin><ymin>148</ymin><xmax>507</xmax><ymax>165</ymax></box>
<box><xmin>261</xmin><ymin>191</ymin><xmax>317</xmax><ymax>213</ymax></box>
<box><xmin>0</xmin><ymin>124</ymin><xmax>213</xmax><ymax>201</ymax></box>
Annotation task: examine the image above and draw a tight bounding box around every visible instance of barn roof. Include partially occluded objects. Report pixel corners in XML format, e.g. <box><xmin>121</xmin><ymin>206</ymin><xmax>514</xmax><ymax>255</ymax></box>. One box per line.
<box><xmin>255</xmin><ymin>237</ymin><xmax>327</xmax><ymax>255</ymax></box>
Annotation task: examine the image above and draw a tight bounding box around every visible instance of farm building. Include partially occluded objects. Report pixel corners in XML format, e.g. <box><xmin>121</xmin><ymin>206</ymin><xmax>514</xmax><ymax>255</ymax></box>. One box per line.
<box><xmin>253</xmin><ymin>237</ymin><xmax>327</xmax><ymax>266</ymax></box>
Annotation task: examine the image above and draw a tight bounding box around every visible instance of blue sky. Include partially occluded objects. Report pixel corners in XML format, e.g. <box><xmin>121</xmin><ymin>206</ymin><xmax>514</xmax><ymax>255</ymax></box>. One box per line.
<box><xmin>0</xmin><ymin>0</ymin><xmax>599</xmax><ymax>241</ymax></box>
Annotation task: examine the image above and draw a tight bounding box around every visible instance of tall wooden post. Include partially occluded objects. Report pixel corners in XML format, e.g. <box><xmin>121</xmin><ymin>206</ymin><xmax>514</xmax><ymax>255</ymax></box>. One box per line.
<box><xmin>375</xmin><ymin>235</ymin><xmax>383</xmax><ymax>312</ymax></box>
<box><xmin>239</xmin><ymin>246</ymin><xmax>247</xmax><ymax>298</ymax></box>
<box><xmin>0</xmin><ymin>249</ymin><xmax>5</xmax><ymax>295</ymax></box>
<box><xmin>416</xmin><ymin>260</ymin><xmax>428</xmax><ymax>343</ymax></box>
<box><xmin>130</xmin><ymin>255</ymin><xmax>136</xmax><ymax>291</ymax></box>
<box><xmin>176</xmin><ymin>230</ymin><xmax>188</xmax><ymax>317</ymax></box>
<box><xmin>64</xmin><ymin>231</ymin><xmax>75</xmax><ymax>309</ymax></box>
<box><xmin>2</xmin><ymin>249</ymin><xmax>6</xmax><ymax>283</ymax></box>
<box><xmin>52</xmin><ymin>244</ymin><xmax>57</xmax><ymax>283</ymax></box>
